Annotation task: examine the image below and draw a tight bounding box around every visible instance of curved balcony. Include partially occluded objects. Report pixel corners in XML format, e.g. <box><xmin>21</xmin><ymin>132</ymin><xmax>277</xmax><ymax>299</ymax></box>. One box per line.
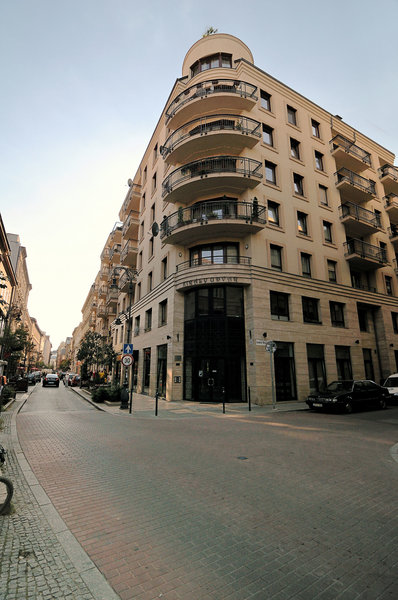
<box><xmin>122</xmin><ymin>210</ymin><xmax>139</xmax><ymax>241</ymax></box>
<box><xmin>119</xmin><ymin>183</ymin><xmax>141</xmax><ymax>221</ymax></box>
<box><xmin>120</xmin><ymin>241</ymin><xmax>138</xmax><ymax>267</ymax></box>
<box><xmin>378</xmin><ymin>164</ymin><xmax>398</xmax><ymax>194</ymax></box>
<box><xmin>161</xmin><ymin>114</ymin><xmax>261</xmax><ymax>164</ymax></box>
<box><xmin>344</xmin><ymin>239</ymin><xmax>388</xmax><ymax>269</ymax></box>
<box><xmin>388</xmin><ymin>225</ymin><xmax>398</xmax><ymax>247</ymax></box>
<box><xmin>106</xmin><ymin>289</ymin><xmax>118</xmax><ymax>308</ymax></box>
<box><xmin>160</xmin><ymin>200</ymin><xmax>266</xmax><ymax>245</ymax></box>
<box><xmin>330</xmin><ymin>135</ymin><xmax>371</xmax><ymax>172</ymax></box>
<box><xmin>335</xmin><ymin>168</ymin><xmax>376</xmax><ymax>203</ymax></box>
<box><xmin>165</xmin><ymin>79</ymin><xmax>258</xmax><ymax>129</ymax></box>
<box><xmin>162</xmin><ymin>156</ymin><xmax>262</xmax><ymax>204</ymax></box>
<box><xmin>339</xmin><ymin>202</ymin><xmax>383</xmax><ymax>236</ymax></box>
<box><xmin>175</xmin><ymin>256</ymin><xmax>252</xmax><ymax>292</ymax></box>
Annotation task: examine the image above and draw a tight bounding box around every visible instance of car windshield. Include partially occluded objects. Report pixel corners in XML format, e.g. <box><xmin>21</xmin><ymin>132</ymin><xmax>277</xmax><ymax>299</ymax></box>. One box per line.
<box><xmin>384</xmin><ymin>377</ymin><xmax>398</xmax><ymax>387</ymax></box>
<box><xmin>47</xmin><ymin>375</ymin><xmax>57</xmax><ymax>379</ymax></box>
<box><xmin>326</xmin><ymin>381</ymin><xmax>353</xmax><ymax>393</ymax></box>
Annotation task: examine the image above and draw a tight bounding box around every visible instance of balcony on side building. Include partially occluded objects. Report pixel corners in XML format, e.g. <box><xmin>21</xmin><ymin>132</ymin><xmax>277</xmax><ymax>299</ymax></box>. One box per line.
<box><xmin>175</xmin><ymin>255</ymin><xmax>252</xmax><ymax>292</ymax></box>
<box><xmin>384</xmin><ymin>194</ymin><xmax>398</xmax><ymax>223</ymax></box>
<box><xmin>161</xmin><ymin>114</ymin><xmax>261</xmax><ymax>164</ymax></box>
<box><xmin>109</xmin><ymin>244</ymin><xmax>121</xmax><ymax>265</ymax></box>
<box><xmin>378</xmin><ymin>164</ymin><xmax>398</xmax><ymax>194</ymax></box>
<box><xmin>118</xmin><ymin>271</ymin><xmax>136</xmax><ymax>294</ymax></box>
<box><xmin>120</xmin><ymin>184</ymin><xmax>141</xmax><ymax>220</ymax></box>
<box><xmin>330</xmin><ymin>135</ymin><xmax>371</xmax><ymax>172</ymax></box>
<box><xmin>160</xmin><ymin>199</ymin><xmax>266</xmax><ymax>245</ymax></box>
<box><xmin>344</xmin><ymin>238</ymin><xmax>388</xmax><ymax>269</ymax></box>
<box><xmin>165</xmin><ymin>79</ymin><xmax>258</xmax><ymax>129</ymax></box>
<box><xmin>100</xmin><ymin>267</ymin><xmax>110</xmax><ymax>281</ymax></box>
<box><xmin>97</xmin><ymin>303</ymin><xmax>108</xmax><ymax>318</ymax></box>
<box><xmin>338</xmin><ymin>202</ymin><xmax>383</xmax><ymax>236</ymax></box>
<box><xmin>101</xmin><ymin>248</ymin><xmax>110</xmax><ymax>264</ymax></box>
<box><xmin>122</xmin><ymin>210</ymin><xmax>140</xmax><ymax>240</ymax></box>
<box><xmin>162</xmin><ymin>156</ymin><xmax>262</xmax><ymax>204</ymax></box>
<box><xmin>335</xmin><ymin>168</ymin><xmax>376</xmax><ymax>203</ymax></box>
<box><xmin>388</xmin><ymin>225</ymin><xmax>398</xmax><ymax>247</ymax></box>
<box><xmin>120</xmin><ymin>241</ymin><xmax>138</xmax><ymax>267</ymax></box>
<box><xmin>393</xmin><ymin>259</ymin><xmax>398</xmax><ymax>275</ymax></box>
<box><xmin>98</xmin><ymin>285</ymin><xmax>107</xmax><ymax>299</ymax></box>
<box><xmin>106</xmin><ymin>288</ymin><xmax>118</xmax><ymax>309</ymax></box>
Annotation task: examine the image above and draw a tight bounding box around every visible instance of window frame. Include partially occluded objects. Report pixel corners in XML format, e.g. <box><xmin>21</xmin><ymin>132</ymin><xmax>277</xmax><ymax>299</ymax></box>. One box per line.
<box><xmin>265</xmin><ymin>160</ymin><xmax>277</xmax><ymax>185</ymax></box>
<box><xmin>260</xmin><ymin>89</ymin><xmax>271</xmax><ymax>111</ymax></box>
<box><xmin>270</xmin><ymin>291</ymin><xmax>290</xmax><ymax>321</ymax></box>
<box><xmin>302</xmin><ymin>296</ymin><xmax>321</xmax><ymax>324</ymax></box>
<box><xmin>287</xmin><ymin>105</ymin><xmax>297</xmax><ymax>126</ymax></box>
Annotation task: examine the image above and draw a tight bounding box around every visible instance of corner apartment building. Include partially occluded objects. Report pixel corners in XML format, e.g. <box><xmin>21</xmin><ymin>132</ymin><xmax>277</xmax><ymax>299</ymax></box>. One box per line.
<box><xmin>106</xmin><ymin>33</ymin><xmax>398</xmax><ymax>405</ymax></box>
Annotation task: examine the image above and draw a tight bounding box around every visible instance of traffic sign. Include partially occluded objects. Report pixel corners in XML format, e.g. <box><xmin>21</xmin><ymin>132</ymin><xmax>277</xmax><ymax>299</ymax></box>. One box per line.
<box><xmin>122</xmin><ymin>355</ymin><xmax>133</xmax><ymax>367</ymax></box>
<box><xmin>123</xmin><ymin>344</ymin><xmax>133</xmax><ymax>355</ymax></box>
<box><xmin>265</xmin><ymin>341</ymin><xmax>277</xmax><ymax>353</ymax></box>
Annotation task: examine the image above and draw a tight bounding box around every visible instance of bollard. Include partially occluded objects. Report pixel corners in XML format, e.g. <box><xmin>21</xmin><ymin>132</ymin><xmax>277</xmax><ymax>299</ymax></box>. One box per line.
<box><xmin>155</xmin><ymin>390</ymin><xmax>159</xmax><ymax>416</ymax></box>
<box><xmin>248</xmin><ymin>386</ymin><xmax>251</xmax><ymax>411</ymax></box>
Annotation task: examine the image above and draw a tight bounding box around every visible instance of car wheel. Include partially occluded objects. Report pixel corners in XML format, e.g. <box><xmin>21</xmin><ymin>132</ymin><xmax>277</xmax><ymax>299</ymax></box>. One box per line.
<box><xmin>307</xmin><ymin>402</ymin><xmax>314</xmax><ymax>410</ymax></box>
<box><xmin>378</xmin><ymin>398</ymin><xmax>386</xmax><ymax>410</ymax></box>
<box><xmin>344</xmin><ymin>401</ymin><xmax>353</xmax><ymax>414</ymax></box>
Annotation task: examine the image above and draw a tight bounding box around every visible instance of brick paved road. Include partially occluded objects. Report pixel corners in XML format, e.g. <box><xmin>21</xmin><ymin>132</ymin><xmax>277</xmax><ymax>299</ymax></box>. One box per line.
<box><xmin>16</xmin><ymin>386</ymin><xmax>398</xmax><ymax>599</ymax></box>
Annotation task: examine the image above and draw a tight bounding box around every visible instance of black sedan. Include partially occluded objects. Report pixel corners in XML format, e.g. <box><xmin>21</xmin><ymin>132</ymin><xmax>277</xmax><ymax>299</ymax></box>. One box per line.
<box><xmin>42</xmin><ymin>374</ymin><xmax>59</xmax><ymax>388</ymax></box>
<box><xmin>306</xmin><ymin>380</ymin><xmax>390</xmax><ymax>413</ymax></box>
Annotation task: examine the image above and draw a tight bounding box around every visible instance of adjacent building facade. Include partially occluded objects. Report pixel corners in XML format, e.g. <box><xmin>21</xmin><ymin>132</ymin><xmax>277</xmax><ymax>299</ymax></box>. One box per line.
<box><xmin>71</xmin><ymin>33</ymin><xmax>398</xmax><ymax>404</ymax></box>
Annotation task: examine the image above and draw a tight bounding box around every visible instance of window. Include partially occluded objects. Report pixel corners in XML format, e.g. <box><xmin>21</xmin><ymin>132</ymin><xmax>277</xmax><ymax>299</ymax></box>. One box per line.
<box><xmin>293</xmin><ymin>173</ymin><xmax>304</xmax><ymax>196</ymax></box>
<box><xmin>297</xmin><ymin>212</ymin><xmax>308</xmax><ymax>235</ymax></box>
<box><xmin>134</xmin><ymin>316</ymin><xmax>140</xmax><ymax>336</ymax></box>
<box><xmin>270</xmin><ymin>244</ymin><xmax>283</xmax><ymax>271</ymax></box>
<box><xmin>302</xmin><ymin>297</ymin><xmax>320</xmax><ymax>323</ymax></box>
<box><xmin>385</xmin><ymin>276</ymin><xmax>393</xmax><ymax>296</ymax></box>
<box><xmin>143</xmin><ymin>166</ymin><xmax>147</xmax><ymax>183</ymax></box>
<box><xmin>260</xmin><ymin>90</ymin><xmax>271</xmax><ymax>111</ymax></box>
<box><xmin>190</xmin><ymin>53</ymin><xmax>232</xmax><ymax>76</ymax></box>
<box><xmin>287</xmin><ymin>105</ymin><xmax>297</xmax><ymax>126</ymax></box>
<box><xmin>319</xmin><ymin>184</ymin><xmax>328</xmax><ymax>206</ymax></box>
<box><xmin>138</xmin><ymin>251</ymin><xmax>143</xmax><ymax>270</ymax></box>
<box><xmin>301</xmin><ymin>253</ymin><xmax>312</xmax><ymax>278</ymax></box>
<box><xmin>153</xmin><ymin>143</ymin><xmax>158</xmax><ymax>162</ymax></box>
<box><xmin>323</xmin><ymin>221</ymin><xmax>333</xmax><ymax>243</ymax></box>
<box><xmin>392</xmin><ymin>312</ymin><xmax>398</xmax><ymax>334</ymax></box>
<box><xmin>311</xmin><ymin>119</ymin><xmax>320</xmax><ymax>138</ymax></box>
<box><xmin>149</xmin><ymin>236</ymin><xmax>154</xmax><ymax>258</ymax></box>
<box><xmin>307</xmin><ymin>344</ymin><xmax>326</xmax><ymax>393</ymax></box>
<box><xmin>315</xmin><ymin>151</ymin><xmax>324</xmax><ymax>171</ymax></box>
<box><xmin>265</xmin><ymin>161</ymin><xmax>277</xmax><ymax>185</ymax></box>
<box><xmin>327</xmin><ymin>260</ymin><xmax>337</xmax><ymax>282</ymax></box>
<box><xmin>151</xmin><ymin>203</ymin><xmax>155</xmax><ymax>223</ymax></box>
<box><xmin>335</xmin><ymin>346</ymin><xmax>352</xmax><ymax>380</ymax></box>
<box><xmin>330</xmin><ymin>302</ymin><xmax>345</xmax><ymax>327</ymax></box>
<box><xmin>142</xmin><ymin>192</ymin><xmax>146</xmax><ymax>209</ymax></box>
<box><xmin>190</xmin><ymin>243</ymin><xmax>239</xmax><ymax>267</ymax></box>
<box><xmin>267</xmin><ymin>201</ymin><xmax>280</xmax><ymax>226</ymax></box>
<box><xmin>161</xmin><ymin>256</ymin><xmax>168</xmax><ymax>281</ymax></box>
<box><xmin>357</xmin><ymin>307</ymin><xmax>368</xmax><ymax>332</ymax></box>
<box><xmin>152</xmin><ymin>172</ymin><xmax>157</xmax><ymax>193</ymax></box>
<box><xmin>363</xmin><ymin>348</ymin><xmax>375</xmax><ymax>381</ymax></box>
<box><xmin>159</xmin><ymin>299</ymin><xmax>167</xmax><ymax>326</ymax></box>
<box><xmin>145</xmin><ymin>308</ymin><xmax>152</xmax><ymax>331</ymax></box>
<box><xmin>140</xmin><ymin>222</ymin><xmax>144</xmax><ymax>240</ymax></box>
<box><xmin>262</xmin><ymin>124</ymin><xmax>274</xmax><ymax>146</ymax></box>
<box><xmin>148</xmin><ymin>271</ymin><xmax>153</xmax><ymax>292</ymax></box>
<box><xmin>290</xmin><ymin>138</ymin><xmax>301</xmax><ymax>160</ymax></box>
<box><xmin>270</xmin><ymin>291</ymin><xmax>289</xmax><ymax>321</ymax></box>
<box><xmin>136</xmin><ymin>282</ymin><xmax>141</xmax><ymax>301</ymax></box>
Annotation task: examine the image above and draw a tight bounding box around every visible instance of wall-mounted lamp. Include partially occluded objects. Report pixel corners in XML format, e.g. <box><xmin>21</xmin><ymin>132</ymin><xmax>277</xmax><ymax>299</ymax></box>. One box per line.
<box><xmin>390</xmin><ymin>343</ymin><xmax>394</xmax><ymax>347</ymax></box>
<box><xmin>245</xmin><ymin>244</ymin><xmax>249</xmax><ymax>249</ymax></box>
<box><xmin>263</xmin><ymin>332</ymin><xmax>267</xmax><ymax>338</ymax></box>
<box><xmin>178</xmin><ymin>252</ymin><xmax>182</xmax><ymax>257</ymax></box>
<box><xmin>355</xmin><ymin>340</ymin><xmax>360</xmax><ymax>344</ymax></box>
<box><xmin>166</xmin><ymin>335</ymin><xmax>171</xmax><ymax>340</ymax></box>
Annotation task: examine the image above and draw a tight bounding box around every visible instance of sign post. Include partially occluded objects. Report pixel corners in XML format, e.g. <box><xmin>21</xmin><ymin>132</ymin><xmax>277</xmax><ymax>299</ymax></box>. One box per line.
<box><xmin>265</xmin><ymin>341</ymin><xmax>277</xmax><ymax>409</ymax></box>
<box><xmin>121</xmin><ymin>354</ymin><xmax>134</xmax><ymax>412</ymax></box>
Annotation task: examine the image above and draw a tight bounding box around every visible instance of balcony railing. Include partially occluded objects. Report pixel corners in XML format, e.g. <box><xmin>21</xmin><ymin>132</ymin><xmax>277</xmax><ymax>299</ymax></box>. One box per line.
<box><xmin>122</xmin><ymin>210</ymin><xmax>140</xmax><ymax>238</ymax></box>
<box><xmin>161</xmin><ymin>115</ymin><xmax>261</xmax><ymax>159</ymax></box>
<box><xmin>330</xmin><ymin>135</ymin><xmax>371</xmax><ymax>166</ymax></box>
<box><xmin>344</xmin><ymin>239</ymin><xmax>387</xmax><ymax>264</ymax></box>
<box><xmin>339</xmin><ymin>202</ymin><xmax>381</xmax><ymax>228</ymax></box>
<box><xmin>109</xmin><ymin>244</ymin><xmax>121</xmax><ymax>260</ymax></box>
<box><xmin>378</xmin><ymin>164</ymin><xmax>398</xmax><ymax>181</ymax></box>
<box><xmin>162</xmin><ymin>156</ymin><xmax>262</xmax><ymax>198</ymax></box>
<box><xmin>388</xmin><ymin>226</ymin><xmax>398</xmax><ymax>239</ymax></box>
<box><xmin>160</xmin><ymin>200</ymin><xmax>266</xmax><ymax>240</ymax></box>
<box><xmin>335</xmin><ymin>168</ymin><xmax>376</xmax><ymax>195</ymax></box>
<box><xmin>176</xmin><ymin>255</ymin><xmax>251</xmax><ymax>272</ymax></box>
<box><xmin>165</xmin><ymin>79</ymin><xmax>258</xmax><ymax>122</ymax></box>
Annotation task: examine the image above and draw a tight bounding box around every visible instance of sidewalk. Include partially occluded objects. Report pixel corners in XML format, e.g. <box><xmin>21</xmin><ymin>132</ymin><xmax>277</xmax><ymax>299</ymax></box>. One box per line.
<box><xmin>71</xmin><ymin>386</ymin><xmax>309</xmax><ymax>418</ymax></box>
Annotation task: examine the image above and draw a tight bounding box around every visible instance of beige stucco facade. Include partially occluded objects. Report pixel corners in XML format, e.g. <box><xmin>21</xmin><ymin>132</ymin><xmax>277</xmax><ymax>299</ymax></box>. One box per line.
<box><xmin>73</xmin><ymin>33</ymin><xmax>398</xmax><ymax>405</ymax></box>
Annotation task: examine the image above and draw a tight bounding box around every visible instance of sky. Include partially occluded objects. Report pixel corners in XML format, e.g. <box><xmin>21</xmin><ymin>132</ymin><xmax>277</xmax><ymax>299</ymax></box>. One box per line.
<box><xmin>1</xmin><ymin>0</ymin><xmax>398</xmax><ymax>350</ymax></box>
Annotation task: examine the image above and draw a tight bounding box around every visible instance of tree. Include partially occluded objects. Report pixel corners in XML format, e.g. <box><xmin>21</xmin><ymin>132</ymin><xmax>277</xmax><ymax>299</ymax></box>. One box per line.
<box><xmin>0</xmin><ymin>325</ymin><xmax>32</xmax><ymax>377</ymax></box>
<box><xmin>202</xmin><ymin>26</ymin><xmax>218</xmax><ymax>37</ymax></box>
<box><xmin>77</xmin><ymin>331</ymin><xmax>116</xmax><ymax>381</ymax></box>
<box><xmin>59</xmin><ymin>359</ymin><xmax>71</xmax><ymax>372</ymax></box>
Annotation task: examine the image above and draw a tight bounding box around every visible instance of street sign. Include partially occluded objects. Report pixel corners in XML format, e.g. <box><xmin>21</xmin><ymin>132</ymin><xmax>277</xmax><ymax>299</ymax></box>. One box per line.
<box><xmin>265</xmin><ymin>341</ymin><xmax>277</xmax><ymax>353</ymax></box>
<box><xmin>256</xmin><ymin>340</ymin><xmax>267</xmax><ymax>346</ymax></box>
<box><xmin>122</xmin><ymin>355</ymin><xmax>133</xmax><ymax>367</ymax></box>
<box><xmin>123</xmin><ymin>344</ymin><xmax>133</xmax><ymax>355</ymax></box>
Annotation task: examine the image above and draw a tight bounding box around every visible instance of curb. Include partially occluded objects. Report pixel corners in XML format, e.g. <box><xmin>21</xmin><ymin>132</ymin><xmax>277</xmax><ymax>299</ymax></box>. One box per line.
<box><xmin>9</xmin><ymin>390</ymin><xmax>120</xmax><ymax>600</ymax></box>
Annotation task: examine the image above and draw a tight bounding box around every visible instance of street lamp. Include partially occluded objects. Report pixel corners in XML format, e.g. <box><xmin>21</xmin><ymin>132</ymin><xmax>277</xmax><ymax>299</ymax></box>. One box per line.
<box><xmin>110</xmin><ymin>266</ymin><xmax>137</xmax><ymax>412</ymax></box>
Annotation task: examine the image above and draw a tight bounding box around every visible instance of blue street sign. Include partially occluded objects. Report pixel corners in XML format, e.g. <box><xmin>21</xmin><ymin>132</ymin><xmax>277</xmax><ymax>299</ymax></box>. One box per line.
<box><xmin>123</xmin><ymin>344</ymin><xmax>133</xmax><ymax>355</ymax></box>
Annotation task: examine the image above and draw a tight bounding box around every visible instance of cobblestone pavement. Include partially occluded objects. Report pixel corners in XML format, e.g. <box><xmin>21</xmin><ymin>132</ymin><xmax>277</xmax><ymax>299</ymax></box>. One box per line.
<box><xmin>11</xmin><ymin>386</ymin><xmax>398</xmax><ymax>600</ymax></box>
<box><xmin>0</xmin><ymin>393</ymin><xmax>119</xmax><ymax>600</ymax></box>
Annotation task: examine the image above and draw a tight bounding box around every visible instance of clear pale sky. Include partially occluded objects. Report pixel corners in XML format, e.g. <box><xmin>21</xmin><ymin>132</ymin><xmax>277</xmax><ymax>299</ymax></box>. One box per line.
<box><xmin>1</xmin><ymin>0</ymin><xmax>397</xmax><ymax>350</ymax></box>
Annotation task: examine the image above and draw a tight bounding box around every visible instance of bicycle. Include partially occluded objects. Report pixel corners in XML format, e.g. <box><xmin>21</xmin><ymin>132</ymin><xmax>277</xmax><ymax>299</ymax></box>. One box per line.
<box><xmin>0</xmin><ymin>444</ymin><xmax>14</xmax><ymax>515</ymax></box>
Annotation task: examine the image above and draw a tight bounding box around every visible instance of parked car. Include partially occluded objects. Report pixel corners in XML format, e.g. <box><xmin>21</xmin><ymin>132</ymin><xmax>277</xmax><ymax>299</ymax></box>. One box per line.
<box><xmin>42</xmin><ymin>374</ymin><xmax>59</xmax><ymax>387</ymax></box>
<box><xmin>306</xmin><ymin>380</ymin><xmax>390</xmax><ymax>413</ymax></box>
<box><xmin>27</xmin><ymin>373</ymin><xmax>36</xmax><ymax>385</ymax></box>
<box><xmin>64</xmin><ymin>373</ymin><xmax>77</xmax><ymax>386</ymax></box>
<box><xmin>70</xmin><ymin>375</ymin><xmax>81</xmax><ymax>387</ymax></box>
<box><xmin>383</xmin><ymin>373</ymin><xmax>398</xmax><ymax>403</ymax></box>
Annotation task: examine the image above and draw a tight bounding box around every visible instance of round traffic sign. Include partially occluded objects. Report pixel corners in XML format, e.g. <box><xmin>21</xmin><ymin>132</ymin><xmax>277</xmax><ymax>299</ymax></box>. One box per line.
<box><xmin>122</xmin><ymin>354</ymin><xmax>133</xmax><ymax>367</ymax></box>
<box><xmin>265</xmin><ymin>341</ymin><xmax>277</xmax><ymax>353</ymax></box>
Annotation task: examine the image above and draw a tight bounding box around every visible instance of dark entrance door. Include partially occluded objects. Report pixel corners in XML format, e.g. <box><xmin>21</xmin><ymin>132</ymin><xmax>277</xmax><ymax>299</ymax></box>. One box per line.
<box><xmin>195</xmin><ymin>358</ymin><xmax>225</xmax><ymax>402</ymax></box>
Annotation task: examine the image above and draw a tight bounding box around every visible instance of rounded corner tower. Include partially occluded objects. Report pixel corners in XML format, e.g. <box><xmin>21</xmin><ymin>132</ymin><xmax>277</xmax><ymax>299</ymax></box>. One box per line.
<box><xmin>181</xmin><ymin>33</ymin><xmax>253</xmax><ymax>79</ymax></box>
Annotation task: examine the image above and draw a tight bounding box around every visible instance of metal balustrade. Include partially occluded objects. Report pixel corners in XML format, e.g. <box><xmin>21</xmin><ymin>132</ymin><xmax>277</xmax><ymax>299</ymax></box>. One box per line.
<box><xmin>339</xmin><ymin>202</ymin><xmax>381</xmax><ymax>228</ymax></box>
<box><xmin>162</xmin><ymin>156</ymin><xmax>263</xmax><ymax>198</ymax></box>
<box><xmin>161</xmin><ymin>115</ymin><xmax>261</xmax><ymax>159</ymax></box>
<box><xmin>165</xmin><ymin>79</ymin><xmax>258</xmax><ymax>122</ymax></box>
<box><xmin>176</xmin><ymin>255</ymin><xmax>251</xmax><ymax>272</ymax></box>
<box><xmin>160</xmin><ymin>200</ymin><xmax>266</xmax><ymax>239</ymax></box>
<box><xmin>379</xmin><ymin>164</ymin><xmax>398</xmax><ymax>180</ymax></box>
<box><xmin>335</xmin><ymin>168</ymin><xmax>376</xmax><ymax>194</ymax></box>
<box><xmin>344</xmin><ymin>239</ymin><xmax>387</xmax><ymax>263</ymax></box>
<box><xmin>330</xmin><ymin>135</ymin><xmax>371</xmax><ymax>165</ymax></box>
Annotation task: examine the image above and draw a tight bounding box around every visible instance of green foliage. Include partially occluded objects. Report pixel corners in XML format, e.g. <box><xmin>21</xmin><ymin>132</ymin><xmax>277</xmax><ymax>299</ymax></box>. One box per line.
<box><xmin>77</xmin><ymin>331</ymin><xmax>116</xmax><ymax>377</ymax></box>
<box><xmin>59</xmin><ymin>359</ymin><xmax>71</xmax><ymax>371</ymax></box>
<box><xmin>90</xmin><ymin>386</ymin><xmax>110</xmax><ymax>403</ymax></box>
<box><xmin>1</xmin><ymin>385</ymin><xmax>16</xmax><ymax>401</ymax></box>
<box><xmin>202</xmin><ymin>26</ymin><xmax>218</xmax><ymax>37</ymax></box>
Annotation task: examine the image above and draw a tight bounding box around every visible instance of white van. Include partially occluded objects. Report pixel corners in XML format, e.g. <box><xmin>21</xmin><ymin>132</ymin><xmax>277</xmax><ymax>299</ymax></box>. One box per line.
<box><xmin>383</xmin><ymin>373</ymin><xmax>398</xmax><ymax>401</ymax></box>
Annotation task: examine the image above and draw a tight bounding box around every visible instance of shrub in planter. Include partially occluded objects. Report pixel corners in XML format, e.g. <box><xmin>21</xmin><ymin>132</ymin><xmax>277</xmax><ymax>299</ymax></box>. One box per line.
<box><xmin>108</xmin><ymin>385</ymin><xmax>122</xmax><ymax>403</ymax></box>
<box><xmin>90</xmin><ymin>386</ymin><xmax>110</xmax><ymax>403</ymax></box>
<box><xmin>1</xmin><ymin>386</ymin><xmax>16</xmax><ymax>402</ymax></box>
